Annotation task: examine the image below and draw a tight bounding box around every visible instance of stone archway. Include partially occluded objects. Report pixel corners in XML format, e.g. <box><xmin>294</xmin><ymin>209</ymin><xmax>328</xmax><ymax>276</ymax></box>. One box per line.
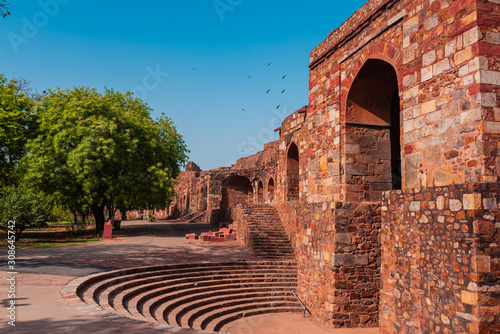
<box><xmin>257</xmin><ymin>180</ymin><xmax>264</xmax><ymax>204</ymax></box>
<box><xmin>286</xmin><ymin>142</ymin><xmax>299</xmax><ymax>201</ymax></box>
<box><xmin>199</xmin><ymin>185</ymin><xmax>208</xmax><ymax>211</ymax></box>
<box><xmin>345</xmin><ymin>59</ymin><xmax>401</xmax><ymax>201</ymax></box>
<box><xmin>221</xmin><ymin>176</ymin><xmax>252</xmax><ymax>209</ymax></box>
<box><xmin>268</xmin><ymin>177</ymin><xmax>275</xmax><ymax>202</ymax></box>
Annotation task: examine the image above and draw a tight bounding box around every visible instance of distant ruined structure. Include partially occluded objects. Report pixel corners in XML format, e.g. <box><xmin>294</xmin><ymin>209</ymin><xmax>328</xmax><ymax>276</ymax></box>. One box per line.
<box><xmin>170</xmin><ymin>0</ymin><xmax>500</xmax><ymax>332</ymax></box>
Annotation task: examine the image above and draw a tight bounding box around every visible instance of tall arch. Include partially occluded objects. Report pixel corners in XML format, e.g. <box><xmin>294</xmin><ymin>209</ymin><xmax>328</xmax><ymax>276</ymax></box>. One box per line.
<box><xmin>345</xmin><ymin>58</ymin><xmax>401</xmax><ymax>201</ymax></box>
<box><xmin>257</xmin><ymin>180</ymin><xmax>264</xmax><ymax>204</ymax></box>
<box><xmin>221</xmin><ymin>176</ymin><xmax>252</xmax><ymax>209</ymax></box>
<box><xmin>287</xmin><ymin>142</ymin><xmax>300</xmax><ymax>201</ymax></box>
<box><xmin>267</xmin><ymin>177</ymin><xmax>275</xmax><ymax>202</ymax></box>
<box><xmin>199</xmin><ymin>185</ymin><xmax>208</xmax><ymax>211</ymax></box>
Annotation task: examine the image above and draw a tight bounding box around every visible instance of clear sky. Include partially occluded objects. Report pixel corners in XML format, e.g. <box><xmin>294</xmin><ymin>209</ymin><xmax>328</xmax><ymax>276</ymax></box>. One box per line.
<box><xmin>1</xmin><ymin>0</ymin><xmax>367</xmax><ymax>170</ymax></box>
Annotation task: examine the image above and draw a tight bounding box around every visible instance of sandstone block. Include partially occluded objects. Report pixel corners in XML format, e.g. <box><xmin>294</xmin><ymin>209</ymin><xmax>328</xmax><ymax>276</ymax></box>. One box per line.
<box><xmin>472</xmin><ymin>255</ymin><xmax>491</xmax><ymax>273</ymax></box>
<box><xmin>461</xmin><ymin>290</ymin><xmax>479</xmax><ymax>305</ymax></box>
<box><xmin>463</xmin><ymin>193</ymin><xmax>482</xmax><ymax>210</ymax></box>
<box><xmin>434</xmin><ymin>166</ymin><xmax>454</xmax><ymax>187</ymax></box>
<box><xmin>332</xmin><ymin>253</ymin><xmax>355</xmax><ymax>267</ymax></box>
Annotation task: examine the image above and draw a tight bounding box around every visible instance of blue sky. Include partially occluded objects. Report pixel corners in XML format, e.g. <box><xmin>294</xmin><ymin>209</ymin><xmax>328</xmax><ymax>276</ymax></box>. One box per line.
<box><xmin>1</xmin><ymin>0</ymin><xmax>367</xmax><ymax>170</ymax></box>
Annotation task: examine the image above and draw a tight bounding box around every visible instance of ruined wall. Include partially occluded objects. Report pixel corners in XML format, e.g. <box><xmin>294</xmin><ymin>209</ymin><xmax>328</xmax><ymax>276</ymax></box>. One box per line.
<box><xmin>381</xmin><ymin>183</ymin><xmax>500</xmax><ymax>334</ymax></box>
<box><xmin>277</xmin><ymin>201</ymin><xmax>381</xmax><ymax>327</ymax></box>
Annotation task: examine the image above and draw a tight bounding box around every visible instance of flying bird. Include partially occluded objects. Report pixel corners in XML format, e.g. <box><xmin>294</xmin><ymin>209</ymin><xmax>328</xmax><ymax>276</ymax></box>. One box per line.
<box><xmin>281</xmin><ymin>89</ymin><xmax>286</xmax><ymax>94</ymax></box>
<box><xmin>267</xmin><ymin>62</ymin><xmax>272</xmax><ymax>67</ymax></box>
<box><xmin>276</xmin><ymin>105</ymin><xmax>281</xmax><ymax>109</ymax></box>
<box><xmin>266</xmin><ymin>89</ymin><xmax>271</xmax><ymax>94</ymax></box>
<box><xmin>242</xmin><ymin>108</ymin><xmax>245</xmax><ymax>112</ymax></box>
<box><xmin>191</xmin><ymin>67</ymin><xmax>198</xmax><ymax>71</ymax></box>
<box><xmin>248</xmin><ymin>76</ymin><xmax>252</xmax><ymax>79</ymax></box>
<box><xmin>282</xmin><ymin>75</ymin><xmax>287</xmax><ymax>79</ymax></box>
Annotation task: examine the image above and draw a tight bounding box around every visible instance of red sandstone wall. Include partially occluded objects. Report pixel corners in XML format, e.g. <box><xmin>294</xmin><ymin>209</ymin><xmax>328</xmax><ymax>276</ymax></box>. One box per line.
<box><xmin>381</xmin><ymin>183</ymin><xmax>500</xmax><ymax>333</ymax></box>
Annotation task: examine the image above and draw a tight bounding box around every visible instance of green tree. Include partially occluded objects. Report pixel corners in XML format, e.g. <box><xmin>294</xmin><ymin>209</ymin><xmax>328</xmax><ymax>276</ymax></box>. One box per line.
<box><xmin>0</xmin><ymin>0</ymin><xmax>10</xmax><ymax>18</ymax></box>
<box><xmin>0</xmin><ymin>186</ymin><xmax>54</xmax><ymax>241</ymax></box>
<box><xmin>24</xmin><ymin>87</ymin><xmax>188</xmax><ymax>236</ymax></box>
<box><xmin>0</xmin><ymin>74</ymin><xmax>36</xmax><ymax>187</ymax></box>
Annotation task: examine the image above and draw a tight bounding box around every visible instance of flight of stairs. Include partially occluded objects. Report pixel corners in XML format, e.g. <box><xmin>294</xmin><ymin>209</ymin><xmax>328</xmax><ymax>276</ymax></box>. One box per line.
<box><xmin>63</xmin><ymin>261</ymin><xmax>302</xmax><ymax>333</ymax></box>
<box><xmin>239</xmin><ymin>204</ymin><xmax>295</xmax><ymax>260</ymax></box>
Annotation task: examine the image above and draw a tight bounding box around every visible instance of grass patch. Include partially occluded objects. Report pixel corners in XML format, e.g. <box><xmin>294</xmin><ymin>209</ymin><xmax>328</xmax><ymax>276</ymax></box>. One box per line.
<box><xmin>0</xmin><ymin>225</ymin><xmax>101</xmax><ymax>249</ymax></box>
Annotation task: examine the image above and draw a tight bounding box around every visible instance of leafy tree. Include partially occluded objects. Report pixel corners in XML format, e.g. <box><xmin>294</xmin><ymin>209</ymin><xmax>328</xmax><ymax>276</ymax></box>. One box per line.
<box><xmin>0</xmin><ymin>74</ymin><xmax>36</xmax><ymax>187</ymax></box>
<box><xmin>0</xmin><ymin>0</ymin><xmax>10</xmax><ymax>18</ymax></box>
<box><xmin>0</xmin><ymin>186</ymin><xmax>54</xmax><ymax>241</ymax></box>
<box><xmin>24</xmin><ymin>87</ymin><xmax>189</xmax><ymax>236</ymax></box>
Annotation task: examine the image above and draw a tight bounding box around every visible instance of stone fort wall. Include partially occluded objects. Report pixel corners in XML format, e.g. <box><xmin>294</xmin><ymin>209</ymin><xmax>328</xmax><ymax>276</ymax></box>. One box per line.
<box><xmin>170</xmin><ymin>0</ymin><xmax>500</xmax><ymax>332</ymax></box>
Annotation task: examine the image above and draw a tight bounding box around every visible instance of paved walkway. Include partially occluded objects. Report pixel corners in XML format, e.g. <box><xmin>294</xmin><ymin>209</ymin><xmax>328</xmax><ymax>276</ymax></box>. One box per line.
<box><xmin>0</xmin><ymin>220</ymin><xmax>379</xmax><ymax>334</ymax></box>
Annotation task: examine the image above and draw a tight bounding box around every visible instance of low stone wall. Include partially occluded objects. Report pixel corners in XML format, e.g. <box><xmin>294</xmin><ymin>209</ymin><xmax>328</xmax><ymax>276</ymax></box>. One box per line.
<box><xmin>233</xmin><ymin>205</ymin><xmax>253</xmax><ymax>251</ymax></box>
<box><xmin>276</xmin><ymin>201</ymin><xmax>381</xmax><ymax>327</ymax></box>
<box><xmin>380</xmin><ymin>183</ymin><xmax>500</xmax><ymax>334</ymax></box>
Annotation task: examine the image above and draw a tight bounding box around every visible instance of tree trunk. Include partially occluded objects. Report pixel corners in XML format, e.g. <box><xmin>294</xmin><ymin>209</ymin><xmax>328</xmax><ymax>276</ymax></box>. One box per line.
<box><xmin>92</xmin><ymin>201</ymin><xmax>106</xmax><ymax>237</ymax></box>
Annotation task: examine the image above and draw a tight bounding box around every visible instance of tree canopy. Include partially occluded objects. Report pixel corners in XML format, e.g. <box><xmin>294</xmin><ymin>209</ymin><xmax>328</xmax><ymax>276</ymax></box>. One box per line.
<box><xmin>0</xmin><ymin>1</ymin><xmax>10</xmax><ymax>18</ymax></box>
<box><xmin>0</xmin><ymin>74</ymin><xmax>36</xmax><ymax>186</ymax></box>
<box><xmin>23</xmin><ymin>86</ymin><xmax>189</xmax><ymax>235</ymax></box>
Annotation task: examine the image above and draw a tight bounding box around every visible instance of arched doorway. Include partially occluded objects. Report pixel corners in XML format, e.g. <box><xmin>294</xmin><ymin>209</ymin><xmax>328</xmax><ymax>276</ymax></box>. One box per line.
<box><xmin>221</xmin><ymin>176</ymin><xmax>252</xmax><ymax>209</ymax></box>
<box><xmin>287</xmin><ymin>142</ymin><xmax>299</xmax><ymax>201</ymax></box>
<box><xmin>268</xmin><ymin>177</ymin><xmax>275</xmax><ymax>202</ymax></box>
<box><xmin>199</xmin><ymin>185</ymin><xmax>208</xmax><ymax>211</ymax></box>
<box><xmin>257</xmin><ymin>180</ymin><xmax>264</xmax><ymax>204</ymax></box>
<box><xmin>346</xmin><ymin>59</ymin><xmax>401</xmax><ymax>201</ymax></box>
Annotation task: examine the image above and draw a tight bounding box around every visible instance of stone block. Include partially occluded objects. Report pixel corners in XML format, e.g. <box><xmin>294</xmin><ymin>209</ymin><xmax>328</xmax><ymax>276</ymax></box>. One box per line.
<box><xmin>345</xmin><ymin>164</ymin><xmax>366</xmax><ymax>176</ymax></box>
<box><xmin>454</xmin><ymin>46</ymin><xmax>473</xmax><ymax>65</ymax></box>
<box><xmin>463</xmin><ymin>193</ymin><xmax>482</xmax><ymax>210</ymax></box>
<box><xmin>335</xmin><ymin>233</ymin><xmax>352</xmax><ymax>244</ymax></box>
<box><xmin>405</xmin><ymin>154</ymin><xmax>420</xmax><ymax>170</ymax></box>
<box><xmin>472</xmin><ymin>255</ymin><xmax>491</xmax><ymax>273</ymax></box>
<box><xmin>421</xmin><ymin>100</ymin><xmax>436</xmax><ymax>114</ymax></box>
<box><xmin>449</xmin><ymin>199</ymin><xmax>462</xmax><ymax>212</ymax></box>
<box><xmin>405</xmin><ymin>171</ymin><xmax>420</xmax><ymax>188</ymax></box>
<box><xmin>344</xmin><ymin>144</ymin><xmax>360</xmax><ymax>154</ymax></box>
<box><xmin>409</xmin><ymin>201</ymin><xmax>421</xmax><ymax>211</ymax></box>
<box><xmin>423</xmin><ymin>146</ymin><xmax>441</xmax><ymax>166</ymax></box>
<box><xmin>461</xmin><ymin>290</ymin><xmax>479</xmax><ymax>305</ymax></box>
<box><xmin>483</xmin><ymin>198</ymin><xmax>498</xmax><ymax>210</ymax></box>
<box><xmin>473</xmin><ymin>220</ymin><xmax>495</xmax><ymax>235</ymax></box>
<box><xmin>423</xmin><ymin>51</ymin><xmax>436</xmax><ymax>67</ymax></box>
<box><xmin>434</xmin><ymin>166</ymin><xmax>454</xmax><ymax>187</ymax></box>
<box><xmin>433</xmin><ymin>58</ymin><xmax>451</xmax><ymax>76</ymax></box>
<box><xmin>332</xmin><ymin>253</ymin><xmax>355</xmax><ymax>267</ymax></box>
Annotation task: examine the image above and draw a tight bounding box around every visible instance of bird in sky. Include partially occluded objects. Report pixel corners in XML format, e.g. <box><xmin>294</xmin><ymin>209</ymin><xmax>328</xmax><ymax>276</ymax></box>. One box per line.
<box><xmin>242</xmin><ymin>108</ymin><xmax>245</xmax><ymax>112</ymax></box>
<box><xmin>266</xmin><ymin>89</ymin><xmax>271</xmax><ymax>94</ymax></box>
<box><xmin>191</xmin><ymin>67</ymin><xmax>198</xmax><ymax>71</ymax></box>
<box><xmin>281</xmin><ymin>89</ymin><xmax>286</xmax><ymax>94</ymax></box>
<box><xmin>282</xmin><ymin>75</ymin><xmax>287</xmax><ymax>79</ymax></box>
<box><xmin>248</xmin><ymin>76</ymin><xmax>252</xmax><ymax>79</ymax></box>
<box><xmin>267</xmin><ymin>62</ymin><xmax>272</xmax><ymax>67</ymax></box>
<box><xmin>276</xmin><ymin>105</ymin><xmax>281</xmax><ymax>109</ymax></box>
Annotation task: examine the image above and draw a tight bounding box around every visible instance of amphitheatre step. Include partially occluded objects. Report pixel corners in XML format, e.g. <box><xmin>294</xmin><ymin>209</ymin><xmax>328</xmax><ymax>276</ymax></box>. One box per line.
<box><xmin>152</xmin><ymin>282</ymin><xmax>298</xmax><ymax>326</ymax></box>
<box><xmin>168</xmin><ymin>289</ymin><xmax>296</xmax><ymax>327</ymax></box>
<box><xmin>66</xmin><ymin>261</ymin><xmax>301</xmax><ymax>332</ymax></box>
<box><xmin>190</xmin><ymin>297</ymin><xmax>300</xmax><ymax>330</ymax></box>
<box><xmin>216</xmin><ymin>306</ymin><xmax>304</xmax><ymax>333</ymax></box>
<box><xmin>111</xmin><ymin>270</ymin><xmax>297</xmax><ymax>316</ymax></box>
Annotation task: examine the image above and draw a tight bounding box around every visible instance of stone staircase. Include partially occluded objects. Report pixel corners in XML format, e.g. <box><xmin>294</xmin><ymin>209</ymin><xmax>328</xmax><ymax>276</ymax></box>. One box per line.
<box><xmin>63</xmin><ymin>261</ymin><xmax>302</xmax><ymax>333</ymax></box>
<box><xmin>239</xmin><ymin>204</ymin><xmax>295</xmax><ymax>260</ymax></box>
